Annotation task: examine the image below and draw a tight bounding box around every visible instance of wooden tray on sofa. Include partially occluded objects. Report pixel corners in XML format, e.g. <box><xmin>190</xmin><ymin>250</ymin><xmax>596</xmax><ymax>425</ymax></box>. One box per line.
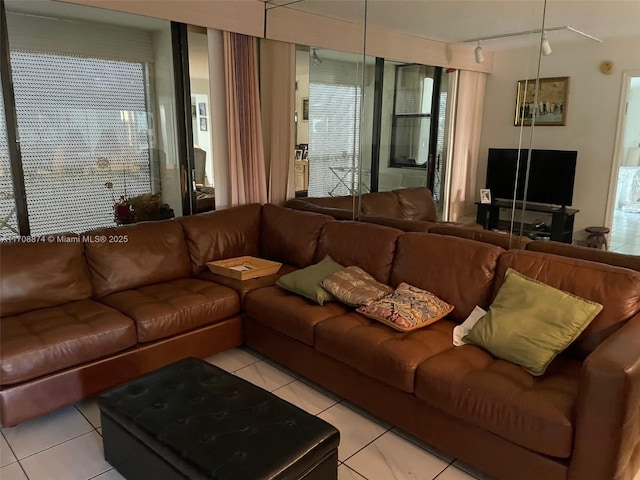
<box><xmin>206</xmin><ymin>256</ymin><xmax>282</xmax><ymax>280</ymax></box>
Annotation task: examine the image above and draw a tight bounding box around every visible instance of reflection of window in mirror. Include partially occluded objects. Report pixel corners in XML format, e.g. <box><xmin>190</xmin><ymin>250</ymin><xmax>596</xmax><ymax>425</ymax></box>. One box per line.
<box><xmin>389</xmin><ymin>65</ymin><xmax>435</xmax><ymax>168</ymax></box>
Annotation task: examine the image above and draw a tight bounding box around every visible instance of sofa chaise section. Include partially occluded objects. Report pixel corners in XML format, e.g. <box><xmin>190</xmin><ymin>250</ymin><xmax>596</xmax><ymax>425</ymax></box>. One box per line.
<box><xmin>0</xmin><ymin>236</ymin><xmax>138</xmax><ymax>426</ymax></box>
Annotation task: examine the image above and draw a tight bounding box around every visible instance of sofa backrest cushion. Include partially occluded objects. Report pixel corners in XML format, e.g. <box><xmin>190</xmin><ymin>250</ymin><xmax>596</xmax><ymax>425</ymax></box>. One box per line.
<box><xmin>526</xmin><ymin>240</ymin><xmax>640</xmax><ymax>272</ymax></box>
<box><xmin>85</xmin><ymin>220</ymin><xmax>192</xmax><ymax>298</ymax></box>
<box><xmin>284</xmin><ymin>199</ymin><xmax>354</xmax><ymax>220</ymax></box>
<box><xmin>360</xmin><ymin>216</ymin><xmax>434</xmax><ymax>232</ymax></box>
<box><xmin>390</xmin><ymin>233</ymin><xmax>503</xmax><ymax>322</ymax></box>
<box><xmin>261</xmin><ymin>205</ymin><xmax>333</xmax><ymax>268</ymax></box>
<box><xmin>496</xmin><ymin>249</ymin><xmax>640</xmax><ymax>358</ymax></box>
<box><xmin>1</xmin><ymin>235</ymin><xmax>92</xmax><ymax>316</ymax></box>
<box><xmin>316</xmin><ymin>221</ymin><xmax>401</xmax><ymax>284</ymax></box>
<box><xmin>360</xmin><ymin>191</ymin><xmax>402</xmax><ymax>218</ymax></box>
<box><xmin>429</xmin><ymin>225</ymin><xmax>531</xmax><ymax>249</ymax></box>
<box><xmin>178</xmin><ymin>204</ymin><xmax>262</xmax><ymax>273</ymax></box>
<box><xmin>394</xmin><ymin>187</ymin><xmax>437</xmax><ymax>221</ymax></box>
<box><xmin>297</xmin><ymin>196</ymin><xmax>354</xmax><ymax>211</ymax></box>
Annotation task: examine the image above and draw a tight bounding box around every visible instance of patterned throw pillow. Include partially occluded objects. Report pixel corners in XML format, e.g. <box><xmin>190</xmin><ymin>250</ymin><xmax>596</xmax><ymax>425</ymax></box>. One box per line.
<box><xmin>357</xmin><ymin>282</ymin><xmax>454</xmax><ymax>332</ymax></box>
<box><xmin>321</xmin><ymin>266</ymin><xmax>393</xmax><ymax>307</ymax></box>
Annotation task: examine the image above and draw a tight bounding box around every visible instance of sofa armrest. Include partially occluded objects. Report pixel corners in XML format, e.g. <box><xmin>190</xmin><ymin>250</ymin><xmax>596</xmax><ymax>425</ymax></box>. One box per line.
<box><xmin>569</xmin><ymin>312</ymin><xmax>640</xmax><ymax>480</ymax></box>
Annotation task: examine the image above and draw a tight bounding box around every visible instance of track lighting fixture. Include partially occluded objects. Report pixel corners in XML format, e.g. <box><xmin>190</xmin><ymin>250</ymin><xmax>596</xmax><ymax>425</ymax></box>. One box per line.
<box><xmin>474</xmin><ymin>42</ymin><xmax>485</xmax><ymax>64</ymax></box>
<box><xmin>541</xmin><ymin>32</ymin><xmax>552</xmax><ymax>56</ymax></box>
<box><xmin>311</xmin><ymin>48</ymin><xmax>322</xmax><ymax>66</ymax></box>
<box><xmin>465</xmin><ymin>25</ymin><xmax>601</xmax><ymax>62</ymax></box>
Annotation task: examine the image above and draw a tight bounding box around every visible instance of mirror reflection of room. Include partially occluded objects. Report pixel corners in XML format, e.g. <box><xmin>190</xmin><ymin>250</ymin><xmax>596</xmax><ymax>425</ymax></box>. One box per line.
<box><xmin>188</xmin><ymin>25</ymin><xmax>216</xmax><ymax>213</ymax></box>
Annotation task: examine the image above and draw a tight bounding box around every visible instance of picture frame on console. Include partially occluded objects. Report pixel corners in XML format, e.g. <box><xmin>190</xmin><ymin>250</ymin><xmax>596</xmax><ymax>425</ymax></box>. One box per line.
<box><xmin>480</xmin><ymin>188</ymin><xmax>492</xmax><ymax>204</ymax></box>
<box><xmin>515</xmin><ymin>76</ymin><xmax>569</xmax><ymax>126</ymax></box>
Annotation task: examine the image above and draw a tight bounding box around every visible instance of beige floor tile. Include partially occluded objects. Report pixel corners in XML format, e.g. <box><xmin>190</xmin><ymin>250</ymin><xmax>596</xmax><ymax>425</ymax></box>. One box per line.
<box><xmin>344</xmin><ymin>430</ymin><xmax>450</xmax><ymax>480</ymax></box>
<box><xmin>20</xmin><ymin>431</ymin><xmax>110</xmax><ymax>480</ymax></box>
<box><xmin>92</xmin><ymin>468</ymin><xmax>127</xmax><ymax>479</ymax></box>
<box><xmin>273</xmin><ymin>380</ymin><xmax>339</xmax><ymax>415</ymax></box>
<box><xmin>436</xmin><ymin>465</ymin><xmax>478</xmax><ymax>479</ymax></box>
<box><xmin>0</xmin><ymin>462</ymin><xmax>28</xmax><ymax>480</ymax></box>
<box><xmin>0</xmin><ymin>433</ymin><xmax>17</xmax><ymax>467</ymax></box>
<box><xmin>234</xmin><ymin>360</ymin><xmax>296</xmax><ymax>392</ymax></box>
<box><xmin>318</xmin><ymin>403</ymin><xmax>389</xmax><ymax>461</ymax></box>
<box><xmin>205</xmin><ymin>348</ymin><xmax>261</xmax><ymax>373</ymax></box>
<box><xmin>75</xmin><ymin>399</ymin><xmax>102</xmax><ymax>429</ymax></box>
<box><xmin>338</xmin><ymin>463</ymin><xmax>367</xmax><ymax>480</ymax></box>
<box><xmin>2</xmin><ymin>406</ymin><xmax>92</xmax><ymax>459</ymax></box>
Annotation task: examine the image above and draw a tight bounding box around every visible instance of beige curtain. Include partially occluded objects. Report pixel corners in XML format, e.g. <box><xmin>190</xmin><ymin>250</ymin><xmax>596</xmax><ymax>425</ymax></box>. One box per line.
<box><xmin>259</xmin><ymin>39</ymin><xmax>296</xmax><ymax>205</ymax></box>
<box><xmin>447</xmin><ymin>70</ymin><xmax>487</xmax><ymax>222</ymax></box>
<box><xmin>223</xmin><ymin>32</ymin><xmax>268</xmax><ymax>205</ymax></box>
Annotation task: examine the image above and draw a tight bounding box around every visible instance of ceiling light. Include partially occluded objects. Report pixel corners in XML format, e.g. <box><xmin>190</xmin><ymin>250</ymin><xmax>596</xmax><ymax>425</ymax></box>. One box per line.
<box><xmin>541</xmin><ymin>33</ymin><xmax>552</xmax><ymax>56</ymax></box>
<box><xmin>474</xmin><ymin>42</ymin><xmax>485</xmax><ymax>64</ymax></box>
<box><xmin>311</xmin><ymin>48</ymin><xmax>322</xmax><ymax>66</ymax></box>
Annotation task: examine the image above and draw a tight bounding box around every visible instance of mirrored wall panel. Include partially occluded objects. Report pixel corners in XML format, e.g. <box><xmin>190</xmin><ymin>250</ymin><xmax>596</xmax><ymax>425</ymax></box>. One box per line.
<box><xmin>3</xmin><ymin>0</ymin><xmax>183</xmax><ymax>235</ymax></box>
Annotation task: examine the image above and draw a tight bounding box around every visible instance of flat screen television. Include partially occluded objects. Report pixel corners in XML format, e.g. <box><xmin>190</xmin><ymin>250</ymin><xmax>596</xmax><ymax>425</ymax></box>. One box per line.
<box><xmin>486</xmin><ymin>148</ymin><xmax>577</xmax><ymax>207</ymax></box>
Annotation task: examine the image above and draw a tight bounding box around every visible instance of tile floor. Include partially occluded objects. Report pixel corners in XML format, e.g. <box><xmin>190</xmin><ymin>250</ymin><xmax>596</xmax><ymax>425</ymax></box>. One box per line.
<box><xmin>609</xmin><ymin>209</ymin><xmax>640</xmax><ymax>255</ymax></box>
<box><xmin>2</xmin><ymin>348</ymin><xmax>638</xmax><ymax>480</ymax></box>
<box><xmin>1</xmin><ymin>347</ymin><xmax>496</xmax><ymax>480</ymax></box>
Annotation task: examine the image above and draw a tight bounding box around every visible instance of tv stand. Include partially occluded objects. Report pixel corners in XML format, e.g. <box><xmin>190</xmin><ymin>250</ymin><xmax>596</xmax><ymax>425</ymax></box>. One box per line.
<box><xmin>476</xmin><ymin>200</ymin><xmax>579</xmax><ymax>243</ymax></box>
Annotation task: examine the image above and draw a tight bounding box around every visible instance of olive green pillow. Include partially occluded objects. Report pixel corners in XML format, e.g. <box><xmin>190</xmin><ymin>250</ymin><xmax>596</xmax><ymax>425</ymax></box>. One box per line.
<box><xmin>464</xmin><ymin>268</ymin><xmax>603</xmax><ymax>376</ymax></box>
<box><xmin>276</xmin><ymin>255</ymin><xmax>345</xmax><ymax>305</ymax></box>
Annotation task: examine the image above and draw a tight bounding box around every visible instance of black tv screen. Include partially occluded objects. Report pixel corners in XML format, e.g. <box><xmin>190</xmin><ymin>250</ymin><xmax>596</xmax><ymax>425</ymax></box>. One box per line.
<box><xmin>486</xmin><ymin>148</ymin><xmax>577</xmax><ymax>207</ymax></box>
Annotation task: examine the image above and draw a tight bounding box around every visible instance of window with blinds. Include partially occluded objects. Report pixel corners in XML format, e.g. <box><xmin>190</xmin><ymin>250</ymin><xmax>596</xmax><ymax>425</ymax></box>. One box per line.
<box><xmin>11</xmin><ymin>51</ymin><xmax>152</xmax><ymax>235</ymax></box>
<box><xmin>307</xmin><ymin>55</ymin><xmax>363</xmax><ymax>198</ymax></box>
<box><xmin>307</xmin><ymin>83</ymin><xmax>361</xmax><ymax>197</ymax></box>
<box><xmin>0</xmin><ymin>80</ymin><xmax>19</xmax><ymax>240</ymax></box>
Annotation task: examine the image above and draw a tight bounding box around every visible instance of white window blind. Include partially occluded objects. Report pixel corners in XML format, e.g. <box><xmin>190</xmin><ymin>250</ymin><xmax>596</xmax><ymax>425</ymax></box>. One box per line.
<box><xmin>11</xmin><ymin>51</ymin><xmax>152</xmax><ymax>235</ymax></box>
<box><xmin>0</xmin><ymin>81</ymin><xmax>19</xmax><ymax>240</ymax></box>
<box><xmin>307</xmin><ymin>56</ymin><xmax>362</xmax><ymax>198</ymax></box>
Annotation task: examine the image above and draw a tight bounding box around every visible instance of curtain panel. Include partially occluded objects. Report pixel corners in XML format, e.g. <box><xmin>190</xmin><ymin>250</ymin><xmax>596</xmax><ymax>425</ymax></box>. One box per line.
<box><xmin>223</xmin><ymin>32</ymin><xmax>268</xmax><ymax>205</ymax></box>
<box><xmin>259</xmin><ymin>39</ymin><xmax>296</xmax><ymax>205</ymax></box>
<box><xmin>447</xmin><ymin>70</ymin><xmax>487</xmax><ymax>222</ymax></box>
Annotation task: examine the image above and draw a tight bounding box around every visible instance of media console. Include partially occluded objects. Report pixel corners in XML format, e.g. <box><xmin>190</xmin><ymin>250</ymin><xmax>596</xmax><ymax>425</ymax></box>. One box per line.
<box><xmin>476</xmin><ymin>200</ymin><xmax>579</xmax><ymax>243</ymax></box>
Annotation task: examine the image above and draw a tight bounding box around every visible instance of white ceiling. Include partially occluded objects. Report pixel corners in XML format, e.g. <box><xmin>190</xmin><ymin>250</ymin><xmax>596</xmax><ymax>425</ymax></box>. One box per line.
<box><xmin>266</xmin><ymin>0</ymin><xmax>640</xmax><ymax>50</ymax></box>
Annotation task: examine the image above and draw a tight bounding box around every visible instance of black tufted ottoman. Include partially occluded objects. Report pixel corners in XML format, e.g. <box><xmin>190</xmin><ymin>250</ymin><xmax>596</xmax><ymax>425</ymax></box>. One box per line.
<box><xmin>98</xmin><ymin>357</ymin><xmax>339</xmax><ymax>480</ymax></box>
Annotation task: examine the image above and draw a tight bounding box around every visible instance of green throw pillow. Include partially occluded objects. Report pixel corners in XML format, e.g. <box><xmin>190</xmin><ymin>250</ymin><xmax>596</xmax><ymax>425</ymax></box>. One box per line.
<box><xmin>464</xmin><ymin>268</ymin><xmax>603</xmax><ymax>376</ymax></box>
<box><xmin>276</xmin><ymin>255</ymin><xmax>345</xmax><ymax>305</ymax></box>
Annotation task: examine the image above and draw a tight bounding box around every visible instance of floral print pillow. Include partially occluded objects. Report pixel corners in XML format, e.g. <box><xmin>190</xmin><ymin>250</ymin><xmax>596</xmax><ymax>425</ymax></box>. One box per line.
<box><xmin>321</xmin><ymin>266</ymin><xmax>393</xmax><ymax>307</ymax></box>
<box><xmin>357</xmin><ymin>282</ymin><xmax>454</xmax><ymax>332</ymax></box>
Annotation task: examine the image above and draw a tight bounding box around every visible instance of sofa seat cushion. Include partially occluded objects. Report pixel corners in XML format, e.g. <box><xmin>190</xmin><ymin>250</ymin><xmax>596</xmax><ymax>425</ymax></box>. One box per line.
<box><xmin>196</xmin><ymin>264</ymin><xmax>297</xmax><ymax>304</ymax></box>
<box><xmin>315</xmin><ymin>313</ymin><xmax>456</xmax><ymax>393</ymax></box>
<box><xmin>244</xmin><ymin>286</ymin><xmax>349</xmax><ymax>346</ymax></box>
<box><xmin>100</xmin><ymin>279</ymin><xmax>239</xmax><ymax>343</ymax></box>
<box><xmin>1</xmin><ymin>300</ymin><xmax>136</xmax><ymax>385</ymax></box>
<box><xmin>414</xmin><ymin>345</ymin><xmax>581</xmax><ymax>458</ymax></box>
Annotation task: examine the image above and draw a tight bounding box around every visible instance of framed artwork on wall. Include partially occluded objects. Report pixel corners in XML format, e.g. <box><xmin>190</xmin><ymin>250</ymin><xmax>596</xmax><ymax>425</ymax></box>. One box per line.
<box><xmin>515</xmin><ymin>76</ymin><xmax>569</xmax><ymax>126</ymax></box>
<box><xmin>200</xmin><ymin>117</ymin><xmax>207</xmax><ymax>131</ymax></box>
<box><xmin>302</xmin><ymin>98</ymin><xmax>309</xmax><ymax>121</ymax></box>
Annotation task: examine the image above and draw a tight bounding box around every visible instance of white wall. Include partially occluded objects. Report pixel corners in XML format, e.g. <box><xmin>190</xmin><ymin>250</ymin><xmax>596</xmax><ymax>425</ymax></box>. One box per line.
<box><xmin>479</xmin><ymin>35</ymin><xmax>640</xmax><ymax>236</ymax></box>
<box><xmin>295</xmin><ymin>49</ymin><xmax>310</xmax><ymax>146</ymax></box>
<box><xmin>623</xmin><ymin>79</ymin><xmax>640</xmax><ymax>164</ymax></box>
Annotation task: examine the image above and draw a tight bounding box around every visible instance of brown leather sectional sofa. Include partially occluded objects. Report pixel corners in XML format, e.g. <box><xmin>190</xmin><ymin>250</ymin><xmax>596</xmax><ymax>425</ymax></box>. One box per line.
<box><xmin>285</xmin><ymin>187</ymin><xmax>439</xmax><ymax>226</ymax></box>
<box><xmin>1</xmin><ymin>204</ymin><xmax>639</xmax><ymax>480</ymax></box>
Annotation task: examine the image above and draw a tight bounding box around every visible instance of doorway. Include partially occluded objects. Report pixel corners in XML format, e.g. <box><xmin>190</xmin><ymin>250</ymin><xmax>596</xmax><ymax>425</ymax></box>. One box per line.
<box><xmin>607</xmin><ymin>73</ymin><xmax>640</xmax><ymax>254</ymax></box>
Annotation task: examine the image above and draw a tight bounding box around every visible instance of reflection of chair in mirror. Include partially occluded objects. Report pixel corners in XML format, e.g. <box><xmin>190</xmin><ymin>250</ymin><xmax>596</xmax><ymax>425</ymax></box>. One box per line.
<box><xmin>193</xmin><ymin>146</ymin><xmax>215</xmax><ymax>213</ymax></box>
<box><xmin>0</xmin><ymin>192</ymin><xmax>19</xmax><ymax>235</ymax></box>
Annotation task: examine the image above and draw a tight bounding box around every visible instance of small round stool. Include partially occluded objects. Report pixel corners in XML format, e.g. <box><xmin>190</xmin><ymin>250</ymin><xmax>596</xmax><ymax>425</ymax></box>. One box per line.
<box><xmin>585</xmin><ymin>226</ymin><xmax>609</xmax><ymax>249</ymax></box>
